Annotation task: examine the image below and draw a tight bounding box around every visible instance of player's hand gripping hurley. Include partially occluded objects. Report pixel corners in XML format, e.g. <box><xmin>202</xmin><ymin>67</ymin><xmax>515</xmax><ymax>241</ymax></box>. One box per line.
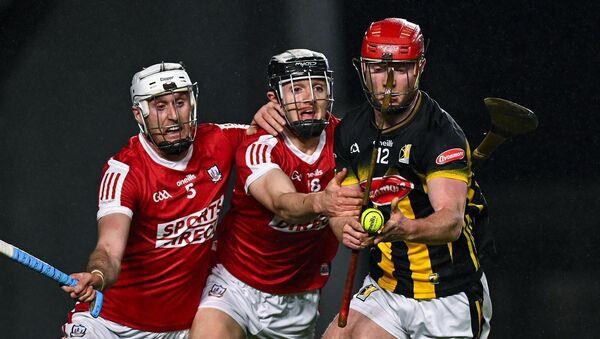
<box><xmin>0</xmin><ymin>239</ymin><xmax>103</xmax><ymax>317</ymax></box>
<box><xmin>338</xmin><ymin>68</ymin><xmax>395</xmax><ymax>327</ymax></box>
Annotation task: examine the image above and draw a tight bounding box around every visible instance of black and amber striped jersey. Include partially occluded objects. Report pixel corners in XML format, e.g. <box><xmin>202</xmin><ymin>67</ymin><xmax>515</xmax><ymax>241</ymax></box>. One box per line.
<box><xmin>334</xmin><ymin>91</ymin><xmax>487</xmax><ymax>299</ymax></box>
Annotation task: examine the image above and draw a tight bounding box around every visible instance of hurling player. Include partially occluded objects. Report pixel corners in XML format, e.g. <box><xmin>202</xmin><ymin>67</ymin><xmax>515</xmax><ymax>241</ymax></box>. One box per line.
<box><xmin>323</xmin><ymin>18</ymin><xmax>492</xmax><ymax>339</ymax></box>
<box><xmin>190</xmin><ymin>49</ymin><xmax>362</xmax><ymax>339</ymax></box>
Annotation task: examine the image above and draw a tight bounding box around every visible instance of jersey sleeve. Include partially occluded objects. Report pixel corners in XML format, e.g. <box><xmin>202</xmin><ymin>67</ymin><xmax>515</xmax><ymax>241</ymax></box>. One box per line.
<box><xmin>334</xmin><ymin>122</ymin><xmax>359</xmax><ymax>186</ymax></box>
<box><xmin>236</xmin><ymin>135</ymin><xmax>282</xmax><ymax>194</ymax></box>
<box><xmin>97</xmin><ymin>158</ymin><xmax>136</xmax><ymax>220</ymax></box>
<box><xmin>421</xmin><ymin>114</ymin><xmax>471</xmax><ymax>183</ymax></box>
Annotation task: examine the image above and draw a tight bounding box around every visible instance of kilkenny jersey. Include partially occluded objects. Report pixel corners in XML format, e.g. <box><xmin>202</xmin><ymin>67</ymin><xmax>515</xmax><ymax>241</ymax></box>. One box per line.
<box><xmin>335</xmin><ymin>91</ymin><xmax>487</xmax><ymax>299</ymax></box>
<box><xmin>90</xmin><ymin>124</ymin><xmax>246</xmax><ymax>332</ymax></box>
<box><xmin>217</xmin><ymin>116</ymin><xmax>340</xmax><ymax>295</ymax></box>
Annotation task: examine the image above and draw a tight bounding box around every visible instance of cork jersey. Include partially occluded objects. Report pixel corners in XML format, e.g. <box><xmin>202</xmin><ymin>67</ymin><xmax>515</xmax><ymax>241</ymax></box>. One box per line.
<box><xmin>335</xmin><ymin>92</ymin><xmax>487</xmax><ymax>299</ymax></box>
<box><xmin>218</xmin><ymin>116</ymin><xmax>340</xmax><ymax>295</ymax></box>
<box><xmin>93</xmin><ymin>124</ymin><xmax>246</xmax><ymax>332</ymax></box>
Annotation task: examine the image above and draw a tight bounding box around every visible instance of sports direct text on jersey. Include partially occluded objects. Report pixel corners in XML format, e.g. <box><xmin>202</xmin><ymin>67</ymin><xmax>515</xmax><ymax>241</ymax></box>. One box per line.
<box><xmin>155</xmin><ymin>195</ymin><xmax>223</xmax><ymax>248</ymax></box>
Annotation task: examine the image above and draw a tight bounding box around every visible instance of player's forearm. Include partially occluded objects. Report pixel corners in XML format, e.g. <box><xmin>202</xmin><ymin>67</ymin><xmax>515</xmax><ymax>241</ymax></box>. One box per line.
<box><xmin>328</xmin><ymin>216</ymin><xmax>348</xmax><ymax>242</ymax></box>
<box><xmin>273</xmin><ymin>192</ymin><xmax>322</xmax><ymax>224</ymax></box>
<box><xmin>403</xmin><ymin>208</ymin><xmax>463</xmax><ymax>245</ymax></box>
<box><xmin>86</xmin><ymin>246</ymin><xmax>121</xmax><ymax>290</ymax></box>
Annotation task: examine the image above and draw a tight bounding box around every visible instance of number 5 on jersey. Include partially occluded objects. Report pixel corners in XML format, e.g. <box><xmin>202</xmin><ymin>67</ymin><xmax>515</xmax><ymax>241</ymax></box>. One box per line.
<box><xmin>185</xmin><ymin>183</ymin><xmax>196</xmax><ymax>199</ymax></box>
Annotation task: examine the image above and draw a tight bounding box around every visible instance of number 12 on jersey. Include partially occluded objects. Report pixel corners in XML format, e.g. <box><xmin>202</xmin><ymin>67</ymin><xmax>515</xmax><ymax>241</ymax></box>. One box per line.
<box><xmin>376</xmin><ymin>148</ymin><xmax>389</xmax><ymax>164</ymax></box>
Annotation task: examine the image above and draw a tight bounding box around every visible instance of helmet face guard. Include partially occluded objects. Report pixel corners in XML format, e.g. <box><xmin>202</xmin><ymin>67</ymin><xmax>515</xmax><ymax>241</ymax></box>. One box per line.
<box><xmin>354</xmin><ymin>57</ymin><xmax>424</xmax><ymax>114</ymax></box>
<box><xmin>268</xmin><ymin>49</ymin><xmax>334</xmax><ymax>140</ymax></box>
<box><xmin>356</xmin><ymin>18</ymin><xmax>426</xmax><ymax>114</ymax></box>
<box><xmin>130</xmin><ymin>62</ymin><xmax>198</xmax><ymax>155</ymax></box>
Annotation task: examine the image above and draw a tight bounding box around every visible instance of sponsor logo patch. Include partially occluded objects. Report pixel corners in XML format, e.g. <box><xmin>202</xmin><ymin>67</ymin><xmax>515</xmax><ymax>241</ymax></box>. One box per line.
<box><xmin>307</xmin><ymin>168</ymin><xmax>323</xmax><ymax>178</ymax></box>
<box><xmin>177</xmin><ymin>174</ymin><xmax>196</xmax><ymax>187</ymax></box>
<box><xmin>208</xmin><ymin>284</ymin><xmax>227</xmax><ymax>297</ymax></box>
<box><xmin>268</xmin><ymin>214</ymin><xmax>329</xmax><ymax>233</ymax></box>
<box><xmin>379</xmin><ymin>139</ymin><xmax>393</xmax><ymax>147</ymax></box>
<box><xmin>356</xmin><ymin>284</ymin><xmax>378</xmax><ymax>301</ymax></box>
<box><xmin>69</xmin><ymin>324</ymin><xmax>87</xmax><ymax>337</ymax></box>
<box><xmin>350</xmin><ymin>143</ymin><xmax>360</xmax><ymax>154</ymax></box>
<box><xmin>360</xmin><ymin>175</ymin><xmax>414</xmax><ymax>206</ymax></box>
<box><xmin>435</xmin><ymin>148</ymin><xmax>465</xmax><ymax>165</ymax></box>
<box><xmin>155</xmin><ymin>195</ymin><xmax>223</xmax><ymax>248</ymax></box>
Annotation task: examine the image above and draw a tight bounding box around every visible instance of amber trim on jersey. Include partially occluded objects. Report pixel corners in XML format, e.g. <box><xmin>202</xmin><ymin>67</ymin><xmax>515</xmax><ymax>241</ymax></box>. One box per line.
<box><xmin>426</xmin><ymin>169</ymin><xmax>469</xmax><ymax>184</ymax></box>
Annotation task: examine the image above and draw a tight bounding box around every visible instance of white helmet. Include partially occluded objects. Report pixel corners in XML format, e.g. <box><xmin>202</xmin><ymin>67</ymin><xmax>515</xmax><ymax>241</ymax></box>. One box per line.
<box><xmin>130</xmin><ymin>62</ymin><xmax>198</xmax><ymax>154</ymax></box>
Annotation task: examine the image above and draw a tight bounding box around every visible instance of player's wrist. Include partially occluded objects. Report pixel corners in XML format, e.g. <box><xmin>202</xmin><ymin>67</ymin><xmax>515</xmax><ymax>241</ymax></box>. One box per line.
<box><xmin>90</xmin><ymin>269</ymin><xmax>105</xmax><ymax>291</ymax></box>
<box><xmin>311</xmin><ymin>192</ymin><xmax>325</xmax><ymax>214</ymax></box>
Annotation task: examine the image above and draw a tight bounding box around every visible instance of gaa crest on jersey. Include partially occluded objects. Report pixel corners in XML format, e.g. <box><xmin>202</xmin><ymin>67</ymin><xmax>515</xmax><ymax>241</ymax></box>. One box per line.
<box><xmin>356</xmin><ymin>284</ymin><xmax>378</xmax><ymax>301</ymax></box>
<box><xmin>208</xmin><ymin>284</ymin><xmax>227</xmax><ymax>298</ymax></box>
<box><xmin>152</xmin><ymin>189</ymin><xmax>173</xmax><ymax>203</ymax></box>
<box><xmin>291</xmin><ymin>170</ymin><xmax>302</xmax><ymax>181</ymax></box>
<box><xmin>360</xmin><ymin>175</ymin><xmax>414</xmax><ymax>206</ymax></box>
<box><xmin>207</xmin><ymin>165</ymin><xmax>222</xmax><ymax>183</ymax></box>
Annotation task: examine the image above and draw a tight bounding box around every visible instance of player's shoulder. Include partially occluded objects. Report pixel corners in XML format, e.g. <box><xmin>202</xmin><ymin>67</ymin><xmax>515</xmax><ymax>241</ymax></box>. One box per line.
<box><xmin>99</xmin><ymin>135</ymin><xmax>141</xmax><ymax>183</ymax></box>
<box><xmin>241</xmin><ymin>129</ymin><xmax>280</xmax><ymax>150</ymax></box>
<box><xmin>337</xmin><ymin>102</ymin><xmax>371</xmax><ymax>130</ymax></box>
<box><xmin>195</xmin><ymin>122</ymin><xmax>246</xmax><ymax>138</ymax></box>
<box><xmin>420</xmin><ymin>91</ymin><xmax>464</xmax><ymax>133</ymax></box>
<box><xmin>335</xmin><ymin>103</ymin><xmax>371</xmax><ymax>144</ymax></box>
<box><xmin>109</xmin><ymin>135</ymin><xmax>142</xmax><ymax>168</ymax></box>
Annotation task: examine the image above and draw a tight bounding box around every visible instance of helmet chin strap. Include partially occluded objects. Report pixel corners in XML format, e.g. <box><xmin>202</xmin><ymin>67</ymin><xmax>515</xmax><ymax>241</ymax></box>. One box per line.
<box><xmin>287</xmin><ymin>119</ymin><xmax>328</xmax><ymax>140</ymax></box>
<box><xmin>156</xmin><ymin>138</ymin><xmax>193</xmax><ymax>155</ymax></box>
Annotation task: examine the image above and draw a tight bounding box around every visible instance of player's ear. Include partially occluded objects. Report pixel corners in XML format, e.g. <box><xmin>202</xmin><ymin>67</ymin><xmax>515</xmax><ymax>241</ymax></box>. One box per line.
<box><xmin>132</xmin><ymin>106</ymin><xmax>144</xmax><ymax>125</ymax></box>
<box><xmin>267</xmin><ymin>90</ymin><xmax>278</xmax><ymax>104</ymax></box>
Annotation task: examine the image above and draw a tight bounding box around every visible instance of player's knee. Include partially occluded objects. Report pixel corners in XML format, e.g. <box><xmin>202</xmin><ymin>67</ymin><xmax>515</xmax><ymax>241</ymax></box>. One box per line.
<box><xmin>190</xmin><ymin>308</ymin><xmax>244</xmax><ymax>339</ymax></box>
<box><xmin>322</xmin><ymin>314</ymin><xmax>354</xmax><ymax>339</ymax></box>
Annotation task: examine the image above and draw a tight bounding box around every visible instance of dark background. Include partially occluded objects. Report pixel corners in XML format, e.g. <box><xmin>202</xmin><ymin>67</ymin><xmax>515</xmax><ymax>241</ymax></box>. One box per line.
<box><xmin>1</xmin><ymin>1</ymin><xmax>598</xmax><ymax>338</ymax></box>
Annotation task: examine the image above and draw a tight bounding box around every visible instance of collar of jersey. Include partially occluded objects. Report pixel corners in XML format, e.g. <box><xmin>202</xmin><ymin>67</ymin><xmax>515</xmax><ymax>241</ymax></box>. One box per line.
<box><xmin>373</xmin><ymin>91</ymin><xmax>423</xmax><ymax>134</ymax></box>
<box><xmin>138</xmin><ymin>133</ymin><xmax>193</xmax><ymax>171</ymax></box>
<box><xmin>281</xmin><ymin>129</ymin><xmax>326</xmax><ymax>165</ymax></box>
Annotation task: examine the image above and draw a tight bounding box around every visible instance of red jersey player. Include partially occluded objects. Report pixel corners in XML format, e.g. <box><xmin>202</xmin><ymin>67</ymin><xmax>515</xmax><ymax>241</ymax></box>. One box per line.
<box><xmin>61</xmin><ymin>62</ymin><xmax>276</xmax><ymax>338</ymax></box>
<box><xmin>189</xmin><ymin>50</ymin><xmax>363</xmax><ymax>338</ymax></box>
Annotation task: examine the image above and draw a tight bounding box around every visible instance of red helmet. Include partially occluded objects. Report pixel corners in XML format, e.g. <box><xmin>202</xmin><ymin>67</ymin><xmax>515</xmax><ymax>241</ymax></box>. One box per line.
<box><xmin>355</xmin><ymin>18</ymin><xmax>426</xmax><ymax>113</ymax></box>
<box><xmin>361</xmin><ymin>18</ymin><xmax>425</xmax><ymax>61</ymax></box>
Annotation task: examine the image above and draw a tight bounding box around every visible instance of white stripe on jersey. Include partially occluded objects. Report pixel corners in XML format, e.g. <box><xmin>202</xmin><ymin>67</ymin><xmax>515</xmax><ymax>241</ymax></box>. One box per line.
<box><xmin>216</xmin><ymin>123</ymin><xmax>250</xmax><ymax>130</ymax></box>
<box><xmin>244</xmin><ymin>135</ymin><xmax>280</xmax><ymax>194</ymax></box>
<box><xmin>97</xmin><ymin>158</ymin><xmax>132</xmax><ymax>220</ymax></box>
